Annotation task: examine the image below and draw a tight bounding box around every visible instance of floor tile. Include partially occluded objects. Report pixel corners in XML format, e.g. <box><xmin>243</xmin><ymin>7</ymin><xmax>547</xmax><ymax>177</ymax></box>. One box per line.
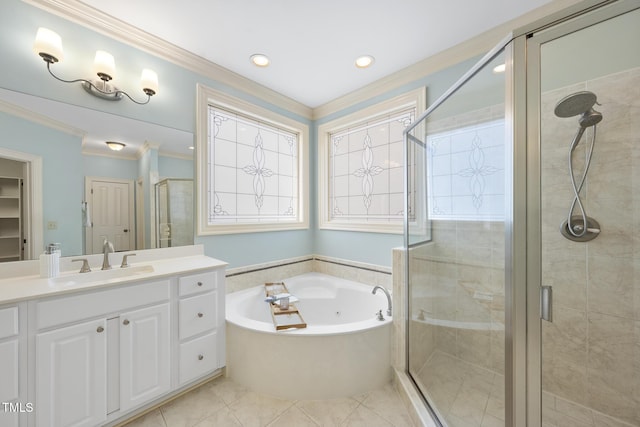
<box><xmin>341</xmin><ymin>405</ymin><xmax>394</xmax><ymax>427</ymax></box>
<box><xmin>161</xmin><ymin>383</ymin><xmax>227</xmax><ymax>427</ymax></box>
<box><xmin>296</xmin><ymin>398</ymin><xmax>359</xmax><ymax>426</ymax></box>
<box><xmin>122</xmin><ymin>409</ymin><xmax>166</xmax><ymax>427</ymax></box>
<box><xmin>227</xmin><ymin>391</ymin><xmax>295</xmax><ymax>427</ymax></box>
<box><xmin>266</xmin><ymin>405</ymin><xmax>319</xmax><ymax>427</ymax></box>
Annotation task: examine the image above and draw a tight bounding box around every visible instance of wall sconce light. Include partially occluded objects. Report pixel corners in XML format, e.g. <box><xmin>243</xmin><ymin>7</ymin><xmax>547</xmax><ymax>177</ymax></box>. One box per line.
<box><xmin>106</xmin><ymin>141</ymin><xmax>126</xmax><ymax>151</ymax></box>
<box><xmin>33</xmin><ymin>27</ymin><xmax>159</xmax><ymax>105</ymax></box>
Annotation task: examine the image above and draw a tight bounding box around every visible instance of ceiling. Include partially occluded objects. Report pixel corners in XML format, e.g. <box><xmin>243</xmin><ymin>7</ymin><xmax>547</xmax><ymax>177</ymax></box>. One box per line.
<box><xmin>77</xmin><ymin>0</ymin><xmax>554</xmax><ymax>108</ymax></box>
<box><xmin>5</xmin><ymin>0</ymin><xmax>557</xmax><ymax>158</ymax></box>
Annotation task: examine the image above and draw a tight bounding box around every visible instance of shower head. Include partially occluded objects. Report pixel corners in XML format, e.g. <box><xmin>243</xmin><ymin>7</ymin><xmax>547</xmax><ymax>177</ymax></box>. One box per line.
<box><xmin>578</xmin><ymin>107</ymin><xmax>603</xmax><ymax>127</ymax></box>
<box><xmin>554</xmin><ymin>91</ymin><xmax>598</xmax><ymax>118</ymax></box>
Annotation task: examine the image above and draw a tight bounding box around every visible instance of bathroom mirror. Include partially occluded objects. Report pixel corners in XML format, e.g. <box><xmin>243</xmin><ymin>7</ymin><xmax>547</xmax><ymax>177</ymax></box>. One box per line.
<box><xmin>0</xmin><ymin>87</ymin><xmax>195</xmax><ymax>260</ymax></box>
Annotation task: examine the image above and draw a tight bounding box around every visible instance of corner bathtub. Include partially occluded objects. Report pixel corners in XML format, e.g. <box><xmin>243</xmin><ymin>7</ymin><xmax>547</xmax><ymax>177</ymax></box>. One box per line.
<box><xmin>225</xmin><ymin>272</ymin><xmax>392</xmax><ymax>399</ymax></box>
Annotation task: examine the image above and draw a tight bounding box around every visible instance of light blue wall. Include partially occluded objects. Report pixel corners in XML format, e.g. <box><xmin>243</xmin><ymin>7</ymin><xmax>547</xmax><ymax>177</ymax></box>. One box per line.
<box><xmin>312</xmin><ymin>58</ymin><xmax>478</xmax><ymax>267</ymax></box>
<box><xmin>0</xmin><ymin>0</ymin><xmax>312</xmax><ymax>267</ymax></box>
<box><xmin>83</xmin><ymin>155</ymin><xmax>138</xmax><ymax>180</ymax></box>
<box><xmin>159</xmin><ymin>156</ymin><xmax>193</xmax><ymax>180</ymax></box>
<box><xmin>0</xmin><ymin>110</ymin><xmax>83</xmax><ymax>256</ymax></box>
<box><xmin>0</xmin><ymin>0</ymin><xmax>487</xmax><ymax>268</ymax></box>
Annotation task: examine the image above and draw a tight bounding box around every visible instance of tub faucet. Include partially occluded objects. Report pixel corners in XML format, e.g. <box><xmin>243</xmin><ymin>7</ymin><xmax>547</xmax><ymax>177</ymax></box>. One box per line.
<box><xmin>102</xmin><ymin>239</ymin><xmax>114</xmax><ymax>270</ymax></box>
<box><xmin>372</xmin><ymin>285</ymin><xmax>392</xmax><ymax>317</ymax></box>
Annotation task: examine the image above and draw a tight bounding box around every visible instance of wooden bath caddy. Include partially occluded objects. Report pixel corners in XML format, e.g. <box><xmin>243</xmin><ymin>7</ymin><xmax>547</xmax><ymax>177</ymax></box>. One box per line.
<box><xmin>265</xmin><ymin>282</ymin><xmax>307</xmax><ymax>331</ymax></box>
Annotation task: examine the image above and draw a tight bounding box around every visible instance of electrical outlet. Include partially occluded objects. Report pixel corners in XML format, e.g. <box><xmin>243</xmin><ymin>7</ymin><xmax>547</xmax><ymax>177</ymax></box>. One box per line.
<box><xmin>47</xmin><ymin>221</ymin><xmax>57</xmax><ymax>230</ymax></box>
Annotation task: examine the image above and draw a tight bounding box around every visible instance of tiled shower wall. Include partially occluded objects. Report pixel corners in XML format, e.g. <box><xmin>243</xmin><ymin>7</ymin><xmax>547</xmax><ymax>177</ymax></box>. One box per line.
<box><xmin>407</xmin><ymin>220</ymin><xmax>505</xmax><ymax>377</ymax></box>
<box><xmin>540</xmin><ymin>67</ymin><xmax>640</xmax><ymax>425</ymax></box>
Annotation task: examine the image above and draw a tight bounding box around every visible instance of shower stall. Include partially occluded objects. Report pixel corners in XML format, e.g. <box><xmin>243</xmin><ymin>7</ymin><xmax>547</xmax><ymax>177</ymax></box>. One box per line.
<box><xmin>403</xmin><ymin>1</ymin><xmax>640</xmax><ymax>426</ymax></box>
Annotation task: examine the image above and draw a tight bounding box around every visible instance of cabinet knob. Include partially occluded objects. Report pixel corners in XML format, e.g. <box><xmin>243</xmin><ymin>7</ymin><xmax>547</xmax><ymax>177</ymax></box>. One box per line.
<box><xmin>197</xmin><ymin>312</ymin><xmax>204</xmax><ymax>318</ymax></box>
<box><xmin>123</xmin><ymin>319</ymin><xmax>130</xmax><ymax>325</ymax></box>
<box><xmin>198</xmin><ymin>354</ymin><xmax>204</xmax><ymax>361</ymax></box>
<box><xmin>197</xmin><ymin>281</ymin><xmax>203</xmax><ymax>287</ymax></box>
<box><xmin>97</xmin><ymin>326</ymin><xmax>104</xmax><ymax>333</ymax></box>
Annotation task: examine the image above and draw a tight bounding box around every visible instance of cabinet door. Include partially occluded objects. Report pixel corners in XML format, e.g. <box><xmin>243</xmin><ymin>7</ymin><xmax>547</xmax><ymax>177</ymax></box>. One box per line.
<box><xmin>36</xmin><ymin>319</ymin><xmax>107</xmax><ymax>427</ymax></box>
<box><xmin>119</xmin><ymin>303</ymin><xmax>170</xmax><ymax>412</ymax></box>
<box><xmin>0</xmin><ymin>339</ymin><xmax>19</xmax><ymax>427</ymax></box>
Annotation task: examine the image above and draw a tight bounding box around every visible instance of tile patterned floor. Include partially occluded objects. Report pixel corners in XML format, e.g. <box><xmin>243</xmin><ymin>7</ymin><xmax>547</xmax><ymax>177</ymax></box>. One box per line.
<box><xmin>415</xmin><ymin>350</ymin><xmax>638</xmax><ymax>427</ymax></box>
<box><xmin>122</xmin><ymin>376</ymin><xmax>418</xmax><ymax>427</ymax></box>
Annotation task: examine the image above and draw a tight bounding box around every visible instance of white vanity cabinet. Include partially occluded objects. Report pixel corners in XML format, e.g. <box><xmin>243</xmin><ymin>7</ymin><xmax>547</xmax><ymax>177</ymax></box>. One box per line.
<box><xmin>32</xmin><ymin>279</ymin><xmax>172</xmax><ymax>427</ymax></box>
<box><xmin>35</xmin><ymin>318</ymin><xmax>108</xmax><ymax>427</ymax></box>
<box><xmin>0</xmin><ymin>304</ymin><xmax>25</xmax><ymax>427</ymax></box>
<box><xmin>177</xmin><ymin>270</ymin><xmax>225</xmax><ymax>386</ymax></box>
<box><xmin>17</xmin><ymin>260</ymin><xmax>226</xmax><ymax>427</ymax></box>
<box><xmin>119</xmin><ymin>303</ymin><xmax>170</xmax><ymax>412</ymax></box>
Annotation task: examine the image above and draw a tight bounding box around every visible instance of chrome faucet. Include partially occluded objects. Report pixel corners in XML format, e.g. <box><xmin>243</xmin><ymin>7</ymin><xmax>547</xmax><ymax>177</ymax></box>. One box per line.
<box><xmin>102</xmin><ymin>239</ymin><xmax>114</xmax><ymax>270</ymax></box>
<box><xmin>372</xmin><ymin>285</ymin><xmax>392</xmax><ymax>317</ymax></box>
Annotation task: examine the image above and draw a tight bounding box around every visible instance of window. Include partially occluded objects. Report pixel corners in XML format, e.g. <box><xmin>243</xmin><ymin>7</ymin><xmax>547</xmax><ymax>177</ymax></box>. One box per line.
<box><xmin>196</xmin><ymin>85</ymin><xmax>309</xmax><ymax>235</ymax></box>
<box><xmin>426</xmin><ymin>119</ymin><xmax>505</xmax><ymax>221</ymax></box>
<box><xmin>318</xmin><ymin>88</ymin><xmax>425</xmax><ymax>233</ymax></box>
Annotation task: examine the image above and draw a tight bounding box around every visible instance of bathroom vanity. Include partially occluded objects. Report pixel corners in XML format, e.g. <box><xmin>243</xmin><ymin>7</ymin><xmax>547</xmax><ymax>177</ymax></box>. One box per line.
<box><xmin>0</xmin><ymin>245</ymin><xmax>226</xmax><ymax>427</ymax></box>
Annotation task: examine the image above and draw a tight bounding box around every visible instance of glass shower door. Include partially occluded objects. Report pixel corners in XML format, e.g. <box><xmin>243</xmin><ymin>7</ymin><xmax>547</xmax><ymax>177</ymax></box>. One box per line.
<box><xmin>530</xmin><ymin>5</ymin><xmax>640</xmax><ymax>426</ymax></box>
<box><xmin>406</xmin><ymin>46</ymin><xmax>509</xmax><ymax>426</ymax></box>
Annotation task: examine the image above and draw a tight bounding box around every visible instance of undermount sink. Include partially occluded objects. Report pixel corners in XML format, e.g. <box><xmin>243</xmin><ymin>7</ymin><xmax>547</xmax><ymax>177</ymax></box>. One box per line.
<box><xmin>50</xmin><ymin>264</ymin><xmax>155</xmax><ymax>287</ymax></box>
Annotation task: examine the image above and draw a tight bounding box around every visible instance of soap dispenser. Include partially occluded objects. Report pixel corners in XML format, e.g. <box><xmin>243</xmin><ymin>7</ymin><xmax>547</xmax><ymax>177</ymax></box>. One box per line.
<box><xmin>40</xmin><ymin>243</ymin><xmax>60</xmax><ymax>278</ymax></box>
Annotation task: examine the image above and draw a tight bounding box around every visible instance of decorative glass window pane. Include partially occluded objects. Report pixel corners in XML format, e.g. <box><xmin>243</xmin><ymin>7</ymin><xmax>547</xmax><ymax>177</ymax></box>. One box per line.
<box><xmin>328</xmin><ymin>108</ymin><xmax>415</xmax><ymax>225</ymax></box>
<box><xmin>426</xmin><ymin>119</ymin><xmax>505</xmax><ymax>220</ymax></box>
<box><xmin>207</xmin><ymin>106</ymin><xmax>300</xmax><ymax>225</ymax></box>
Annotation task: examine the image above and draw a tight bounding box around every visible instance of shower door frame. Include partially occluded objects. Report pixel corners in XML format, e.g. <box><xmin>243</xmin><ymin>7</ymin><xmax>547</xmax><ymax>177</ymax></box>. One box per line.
<box><xmin>524</xmin><ymin>1</ymin><xmax>640</xmax><ymax>425</ymax></box>
<box><xmin>402</xmin><ymin>0</ymin><xmax>632</xmax><ymax>425</ymax></box>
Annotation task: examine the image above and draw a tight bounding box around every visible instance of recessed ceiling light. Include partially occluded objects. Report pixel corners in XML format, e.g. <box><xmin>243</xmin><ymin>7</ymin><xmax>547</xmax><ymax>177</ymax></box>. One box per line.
<box><xmin>106</xmin><ymin>141</ymin><xmax>125</xmax><ymax>151</ymax></box>
<box><xmin>493</xmin><ymin>63</ymin><xmax>506</xmax><ymax>74</ymax></box>
<box><xmin>250</xmin><ymin>54</ymin><xmax>270</xmax><ymax>67</ymax></box>
<box><xmin>188</xmin><ymin>146</ymin><xmax>194</xmax><ymax>150</ymax></box>
<box><xmin>355</xmin><ymin>55</ymin><xmax>375</xmax><ymax>69</ymax></box>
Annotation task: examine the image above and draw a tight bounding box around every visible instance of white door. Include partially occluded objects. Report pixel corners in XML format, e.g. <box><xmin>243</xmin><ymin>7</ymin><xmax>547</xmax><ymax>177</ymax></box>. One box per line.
<box><xmin>36</xmin><ymin>319</ymin><xmax>107</xmax><ymax>427</ymax></box>
<box><xmin>119</xmin><ymin>303</ymin><xmax>170</xmax><ymax>412</ymax></box>
<box><xmin>87</xmin><ymin>178</ymin><xmax>134</xmax><ymax>254</ymax></box>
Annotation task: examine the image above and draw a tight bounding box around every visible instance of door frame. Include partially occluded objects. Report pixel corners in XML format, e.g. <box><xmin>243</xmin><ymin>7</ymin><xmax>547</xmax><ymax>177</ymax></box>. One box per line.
<box><xmin>84</xmin><ymin>176</ymin><xmax>135</xmax><ymax>253</ymax></box>
<box><xmin>0</xmin><ymin>147</ymin><xmax>42</xmax><ymax>260</ymax></box>
<box><xmin>523</xmin><ymin>1</ymin><xmax>640</xmax><ymax>425</ymax></box>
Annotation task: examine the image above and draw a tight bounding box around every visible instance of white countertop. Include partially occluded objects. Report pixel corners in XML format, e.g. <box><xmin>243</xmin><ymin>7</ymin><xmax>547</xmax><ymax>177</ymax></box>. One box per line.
<box><xmin>0</xmin><ymin>245</ymin><xmax>227</xmax><ymax>305</ymax></box>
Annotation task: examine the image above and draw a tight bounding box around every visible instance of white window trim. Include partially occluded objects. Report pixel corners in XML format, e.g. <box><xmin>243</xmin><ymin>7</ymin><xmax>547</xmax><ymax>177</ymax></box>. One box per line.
<box><xmin>196</xmin><ymin>84</ymin><xmax>309</xmax><ymax>235</ymax></box>
<box><xmin>317</xmin><ymin>88</ymin><xmax>426</xmax><ymax>234</ymax></box>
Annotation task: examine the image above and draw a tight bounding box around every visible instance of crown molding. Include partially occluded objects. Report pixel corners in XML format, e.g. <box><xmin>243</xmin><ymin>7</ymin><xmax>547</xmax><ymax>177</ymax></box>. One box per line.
<box><xmin>312</xmin><ymin>0</ymin><xmax>584</xmax><ymax>120</ymax></box>
<box><xmin>24</xmin><ymin>0</ymin><xmax>313</xmax><ymax>120</ymax></box>
<box><xmin>25</xmin><ymin>0</ymin><xmax>585</xmax><ymax>123</ymax></box>
<box><xmin>0</xmin><ymin>97</ymin><xmax>86</xmax><ymax>138</ymax></box>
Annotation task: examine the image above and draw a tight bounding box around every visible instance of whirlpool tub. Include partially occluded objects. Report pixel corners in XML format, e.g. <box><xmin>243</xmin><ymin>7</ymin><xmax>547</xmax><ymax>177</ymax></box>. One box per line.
<box><xmin>225</xmin><ymin>272</ymin><xmax>392</xmax><ymax>399</ymax></box>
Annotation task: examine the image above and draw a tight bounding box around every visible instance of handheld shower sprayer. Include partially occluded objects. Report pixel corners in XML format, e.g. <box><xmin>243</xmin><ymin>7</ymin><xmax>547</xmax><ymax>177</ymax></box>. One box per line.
<box><xmin>554</xmin><ymin>91</ymin><xmax>602</xmax><ymax>242</ymax></box>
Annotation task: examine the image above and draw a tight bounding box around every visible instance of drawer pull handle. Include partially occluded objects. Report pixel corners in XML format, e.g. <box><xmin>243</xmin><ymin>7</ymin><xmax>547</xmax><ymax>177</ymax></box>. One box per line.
<box><xmin>198</xmin><ymin>354</ymin><xmax>204</xmax><ymax>361</ymax></box>
<box><xmin>198</xmin><ymin>312</ymin><xmax>204</xmax><ymax>318</ymax></box>
<box><xmin>97</xmin><ymin>326</ymin><xmax>104</xmax><ymax>333</ymax></box>
<box><xmin>197</xmin><ymin>281</ymin><xmax>203</xmax><ymax>287</ymax></box>
<box><xmin>123</xmin><ymin>319</ymin><xmax>130</xmax><ymax>325</ymax></box>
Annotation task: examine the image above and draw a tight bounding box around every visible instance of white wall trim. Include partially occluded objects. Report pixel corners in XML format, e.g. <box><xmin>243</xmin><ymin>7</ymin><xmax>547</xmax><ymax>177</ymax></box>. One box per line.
<box><xmin>24</xmin><ymin>0</ymin><xmax>313</xmax><ymax>120</ymax></box>
<box><xmin>195</xmin><ymin>84</ymin><xmax>310</xmax><ymax>236</ymax></box>
<box><xmin>24</xmin><ymin>0</ymin><xmax>582</xmax><ymax>122</ymax></box>
<box><xmin>317</xmin><ymin>88</ymin><xmax>426</xmax><ymax>234</ymax></box>
<box><xmin>312</xmin><ymin>0</ymin><xmax>584</xmax><ymax>119</ymax></box>
<box><xmin>0</xmin><ymin>98</ymin><xmax>86</xmax><ymax>138</ymax></box>
<box><xmin>0</xmin><ymin>148</ymin><xmax>43</xmax><ymax>260</ymax></box>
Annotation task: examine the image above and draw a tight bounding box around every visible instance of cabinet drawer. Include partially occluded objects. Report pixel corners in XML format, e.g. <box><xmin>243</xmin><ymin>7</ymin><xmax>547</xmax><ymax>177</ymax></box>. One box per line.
<box><xmin>37</xmin><ymin>279</ymin><xmax>170</xmax><ymax>330</ymax></box>
<box><xmin>0</xmin><ymin>306</ymin><xmax>18</xmax><ymax>339</ymax></box>
<box><xmin>178</xmin><ymin>271</ymin><xmax>216</xmax><ymax>296</ymax></box>
<box><xmin>179</xmin><ymin>332</ymin><xmax>217</xmax><ymax>385</ymax></box>
<box><xmin>179</xmin><ymin>292</ymin><xmax>217</xmax><ymax>340</ymax></box>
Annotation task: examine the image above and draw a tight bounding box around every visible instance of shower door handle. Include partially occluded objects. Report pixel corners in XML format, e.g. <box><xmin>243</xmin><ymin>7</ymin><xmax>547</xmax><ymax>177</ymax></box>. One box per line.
<box><xmin>541</xmin><ymin>286</ymin><xmax>553</xmax><ymax>322</ymax></box>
